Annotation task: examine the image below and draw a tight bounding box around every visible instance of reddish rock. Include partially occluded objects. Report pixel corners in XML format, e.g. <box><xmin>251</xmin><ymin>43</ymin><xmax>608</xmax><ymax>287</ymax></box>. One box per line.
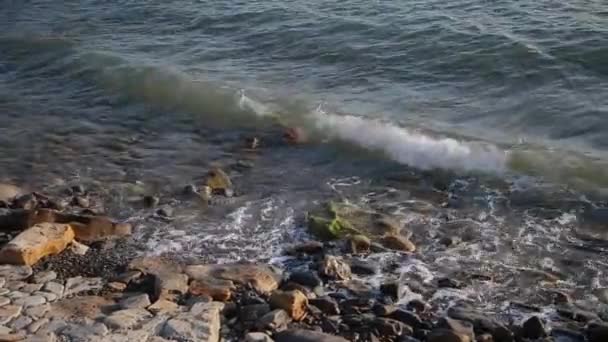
<box><xmin>269</xmin><ymin>290</ymin><xmax>308</xmax><ymax>321</ymax></box>
<box><xmin>0</xmin><ymin>223</ymin><xmax>75</xmax><ymax>265</ymax></box>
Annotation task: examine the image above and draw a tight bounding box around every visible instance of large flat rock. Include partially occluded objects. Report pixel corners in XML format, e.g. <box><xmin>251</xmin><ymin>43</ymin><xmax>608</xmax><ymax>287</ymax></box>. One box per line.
<box><xmin>161</xmin><ymin>302</ymin><xmax>222</xmax><ymax>342</ymax></box>
<box><xmin>186</xmin><ymin>263</ymin><xmax>281</xmax><ymax>294</ymax></box>
<box><xmin>0</xmin><ymin>223</ymin><xmax>74</xmax><ymax>265</ymax></box>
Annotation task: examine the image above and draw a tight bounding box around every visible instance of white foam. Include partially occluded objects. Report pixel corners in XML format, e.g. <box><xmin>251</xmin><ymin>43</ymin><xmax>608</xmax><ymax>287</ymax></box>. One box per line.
<box><xmin>310</xmin><ymin>110</ymin><xmax>507</xmax><ymax>173</ymax></box>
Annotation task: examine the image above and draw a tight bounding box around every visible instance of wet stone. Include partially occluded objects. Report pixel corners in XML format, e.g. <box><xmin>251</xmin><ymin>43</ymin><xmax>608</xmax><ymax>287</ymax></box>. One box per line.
<box><xmin>239</xmin><ymin>304</ymin><xmax>270</xmax><ymax>323</ymax></box>
<box><xmin>21</xmin><ymin>283</ymin><xmax>43</xmax><ymax>293</ymax></box>
<box><xmin>349</xmin><ymin>258</ymin><xmax>379</xmax><ymax>275</ymax></box>
<box><xmin>556</xmin><ymin>307</ymin><xmax>599</xmax><ymax>323</ymax></box>
<box><xmin>256</xmin><ymin>309</ymin><xmax>292</xmax><ymax>331</ymax></box>
<box><xmin>288</xmin><ymin>271</ymin><xmax>322</xmax><ymax>288</ymax></box>
<box><xmin>586</xmin><ymin>322</ymin><xmax>608</xmax><ymax>342</ymax></box>
<box><xmin>389</xmin><ymin>309</ymin><xmax>424</xmax><ymax>330</ymax></box>
<box><xmin>438</xmin><ymin>277</ymin><xmax>463</xmax><ymax>289</ymax></box>
<box><xmin>373</xmin><ymin>317</ymin><xmax>414</xmax><ymax>337</ymax></box>
<box><xmin>380</xmin><ymin>280</ymin><xmax>403</xmax><ymax>301</ymax></box>
<box><xmin>310</xmin><ymin>297</ymin><xmax>340</xmax><ymax>315</ymax></box>
<box><xmin>522</xmin><ymin>316</ymin><xmax>546</xmax><ymax>339</ymax></box>
<box><xmin>246</xmin><ymin>332</ymin><xmax>274</xmax><ymax>342</ymax></box>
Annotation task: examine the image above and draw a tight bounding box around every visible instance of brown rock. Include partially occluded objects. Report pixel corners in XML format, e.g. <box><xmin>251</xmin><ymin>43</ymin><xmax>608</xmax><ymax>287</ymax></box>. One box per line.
<box><xmin>50</xmin><ymin>296</ymin><xmax>114</xmax><ymax>320</ymax></box>
<box><xmin>380</xmin><ymin>234</ymin><xmax>416</xmax><ymax>252</ymax></box>
<box><xmin>0</xmin><ymin>223</ymin><xmax>74</xmax><ymax>265</ymax></box>
<box><xmin>269</xmin><ymin>290</ymin><xmax>308</xmax><ymax>321</ymax></box>
<box><xmin>0</xmin><ymin>184</ymin><xmax>22</xmax><ymax>203</ymax></box>
<box><xmin>129</xmin><ymin>257</ymin><xmax>188</xmax><ymax>300</ymax></box>
<box><xmin>147</xmin><ymin>298</ymin><xmax>179</xmax><ymax>314</ymax></box>
<box><xmin>189</xmin><ymin>278</ymin><xmax>234</xmax><ymax>301</ymax></box>
<box><xmin>205</xmin><ymin>167</ymin><xmax>233</xmax><ymax>193</ymax></box>
<box><xmin>69</xmin><ymin>217</ymin><xmax>132</xmax><ymax>242</ymax></box>
<box><xmin>319</xmin><ymin>255</ymin><xmax>351</xmax><ymax>280</ymax></box>
<box><xmin>107</xmin><ymin>282</ymin><xmax>127</xmax><ymax>291</ymax></box>
<box><xmin>349</xmin><ymin>234</ymin><xmax>371</xmax><ymax>254</ymax></box>
<box><xmin>186</xmin><ymin>263</ymin><xmax>280</xmax><ymax>294</ymax></box>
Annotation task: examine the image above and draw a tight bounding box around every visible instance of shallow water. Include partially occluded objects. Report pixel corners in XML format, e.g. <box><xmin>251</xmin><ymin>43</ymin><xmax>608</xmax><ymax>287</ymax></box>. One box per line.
<box><xmin>2</xmin><ymin>0</ymin><xmax>608</xmax><ymax>323</ymax></box>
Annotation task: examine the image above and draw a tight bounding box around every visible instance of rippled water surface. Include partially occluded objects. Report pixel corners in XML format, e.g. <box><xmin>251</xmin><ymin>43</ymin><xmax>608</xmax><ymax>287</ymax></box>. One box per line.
<box><xmin>2</xmin><ymin>0</ymin><xmax>608</xmax><ymax>320</ymax></box>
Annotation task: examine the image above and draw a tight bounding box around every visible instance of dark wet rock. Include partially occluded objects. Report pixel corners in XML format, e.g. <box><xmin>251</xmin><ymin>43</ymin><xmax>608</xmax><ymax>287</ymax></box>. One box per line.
<box><xmin>380</xmin><ymin>280</ymin><xmax>403</xmax><ymax>301</ymax></box>
<box><xmin>373</xmin><ymin>317</ymin><xmax>414</xmax><ymax>337</ymax></box>
<box><xmin>185</xmin><ymin>263</ymin><xmax>281</xmax><ymax>294</ymax></box>
<box><xmin>586</xmin><ymin>322</ymin><xmax>608</xmax><ymax>342</ymax></box>
<box><xmin>14</xmin><ymin>193</ymin><xmax>37</xmax><ymax>210</ymax></box>
<box><xmin>552</xmin><ymin>327</ymin><xmax>585</xmax><ymax>341</ymax></box>
<box><xmin>438</xmin><ymin>277</ymin><xmax>463</xmax><ymax>289</ymax></box>
<box><xmin>239</xmin><ymin>304</ymin><xmax>271</xmax><ymax>323</ymax></box>
<box><xmin>72</xmin><ymin>196</ymin><xmax>90</xmax><ymax>208</ymax></box>
<box><xmin>343</xmin><ymin>313</ymin><xmax>375</xmax><ymax>327</ymax></box>
<box><xmin>373</xmin><ymin>303</ymin><xmax>397</xmax><ymax>316</ymax></box>
<box><xmin>389</xmin><ymin>309</ymin><xmax>425</xmax><ymax>330</ymax></box>
<box><xmin>281</xmin><ymin>282</ymin><xmax>316</xmax><ymax>299</ymax></box>
<box><xmin>275</xmin><ymin>329</ymin><xmax>348</xmax><ymax>342</ymax></box>
<box><xmin>342</xmin><ymin>279</ymin><xmax>374</xmax><ymax>297</ymax></box>
<box><xmin>340</xmin><ymin>298</ymin><xmax>374</xmax><ymax>315</ymax></box>
<box><xmin>406</xmin><ymin>299</ymin><xmax>428</xmax><ymax>313</ymax></box>
<box><xmin>245</xmin><ymin>136</ymin><xmax>260</xmax><ymax>150</ymax></box>
<box><xmin>183</xmin><ymin>184</ymin><xmax>198</xmax><ymax>195</ymax></box>
<box><xmin>349</xmin><ymin>258</ymin><xmax>379</xmax><ymax>275</ymax></box>
<box><xmin>319</xmin><ymin>255</ymin><xmax>351</xmax><ymax>280</ymax></box>
<box><xmin>521</xmin><ymin>316</ymin><xmax>546</xmax><ymax>339</ymax></box>
<box><xmin>438</xmin><ymin>317</ymin><xmax>475</xmax><ymax>341</ymax></box>
<box><xmin>113</xmin><ymin>270</ymin><xmax>142</xmax><ymax>284</ymax></box>
<box><xmin>143</xmin><ymin>195</ymin><xmax>160</xmax><ymax>208</ymax></box>
<box><xmin>287</xmin><ymin>241</ymin><xmax>324</xmax><ymax>255</ymax></box>
<box><xmin>427</xmin><ymin>329</ymin><xmax>471</xmax><ymax>342</ymax></box>
<box><xmin>256</xmin><ymin>309</ymin><xmax>292</xmax><ymax>331</ymax></box>
<box><xmin>447</xmin><ymin>307</ymin><xmax>513</xmax><ymax>341</ymax></box>
<box><xmin>439</xmin><ymin>235</ymin><xmax>461</xmax><ymax>247</ymax></box>
<box><xmin>310</xmin><ymin>296</ymin><xmax>340</xmax><ymax>315</ymax></box>
<box><xmin>269</xmin><ymin>290</ymin><xmax>308</xmax><ymax>321</ymax></box>
<box><xmin>156</xmin><ymin>205</ymin><xmax>173</xmax><ymax>218</ymax></box>
<box><xmin>556</xmin><ymin>306</ymin><xmax>600</xmax><ymax>323</ymax></box>
<box><xmin>0</xmin><ymin>209</ymin><xmax>29</xmax><ymax>231</ymax></box>
<box><xmin>288</xmin><ymin>271</ymin><xmax>322</xmax><ymax>288</ymax></box>
<box><xmin>70</xmin><ymin>185</ymin><xmax>85</xmax><ymax>195</ymax></box>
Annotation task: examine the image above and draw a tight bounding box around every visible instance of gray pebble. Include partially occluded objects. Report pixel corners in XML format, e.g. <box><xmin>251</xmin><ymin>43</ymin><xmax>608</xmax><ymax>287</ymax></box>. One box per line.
<box><xmin>21</xmin><ymin>283</ymin><xmax>44</xmax><ymax>293</ymax></box>
<box><xmin>7</xmin><ymin>291</ymin><xmax>27</xmax><ymax>299</ymax></box>
<box><xmin>10</xmin><ymin>316</ymin><xmax>32</xmax><ymax>330</ymax></box>
<box><xmin>12</xmin><ymin>295</ymin><xmax>46</xmax><ymax>308</ymax></box>
<box><xmin>25</xmin><ymin>303</ymin><xmax>50</xmax><ymax>319</ymax></box>
<box><xmin>42</xmin><ymin>282</ymin><xmax>64</xmax><ymax>298</ymax></box>
<box><xmin>0</xmin><ymin>297</ymin><xmax>9</xmax><ymax>307</ymax></box>
<box><xmin>33</xmin><ymin>271</ymin><xmax>57</xmax><ymax>284</ymax></box>
<box><xmin>119</xmin><ymin>293</ymin><xmax>151</xmax><ymax>310</ymax></box>
<box><xmin>33</xmin><ymin>292</ymin><xmax>58</xmax><ymax>303</ymax></box>
<box><xmin>27</xmin><ymin>317</ymin><xmax>49</xmax><ymax>334</ymax></box>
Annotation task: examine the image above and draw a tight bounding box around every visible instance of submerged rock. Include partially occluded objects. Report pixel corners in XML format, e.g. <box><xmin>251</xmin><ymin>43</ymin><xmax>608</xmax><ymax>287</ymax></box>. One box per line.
<box><xmin>522</xmin><ymin>316</ymin><xmax>546</xmax><ymax>339</ymax></box>
<box><xmin>379</xmin><ymin>234</ymin><xmax>416</xmax><ymax>252</ymax></box>
<box><xmin>0</xmin><ymin>223</ymin><xmax>75</xmax><ymax>266</ymax></box>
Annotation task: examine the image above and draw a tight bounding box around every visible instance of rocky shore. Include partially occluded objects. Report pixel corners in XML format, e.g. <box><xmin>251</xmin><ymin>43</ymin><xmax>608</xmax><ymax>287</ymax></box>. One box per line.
<box><xmin>0</xmin><ymin>166</ymin><xmax>607</xmax><ymax>342</ymax></box>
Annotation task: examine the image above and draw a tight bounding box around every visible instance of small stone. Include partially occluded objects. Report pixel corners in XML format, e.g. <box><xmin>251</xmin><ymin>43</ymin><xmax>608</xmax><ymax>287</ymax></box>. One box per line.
<box><xmin>6</xmin><ymin>292</ymin><xmax>26</xmax><ymax>300</ymax></box>
<box><xmin>288</xmin><ymin>271</ymin><xmax>322</xmax><ymax>288</ymax></box>
<box><xmin>9</xmin><ymin>316</ymin><xmax>31</xmax><ymax>330</ymax></box>
<box><xmin>156</xmin><ymin>205</ymin><xmax>173</xmax><ymax>218</ymax></box>
<box><xmin>380</xmin><ymin>234</ymin><xmax>416</xmax><ymax>252</ymax></box>
<box><xmin>183</xmin><ymin>184</ymin><xmax>198</xmax><ymax>196</ymax></box>
<box><xmin>319</xmin><ymin>256</ymin><xmax>351</xmax><ymax>280</ymax></box>
<box><xmin>0</xmin><ymin>291</ymin><xmax>7</xmax><ymax>297</ymax></box>
<box><xmin>119</xmin><ymin>293</ymin><xmax>151</xmax><ymax>309</ymax></box>
<box><xmin>275</xmin><ymin>329</ymin><xmax>348</xmax><ymax>342</ymax></box>
<box><xmin>246</xmin><ymin>332</ymin><xmax>274</xmax><ymax>342</ymax></box>
<box><xmin>477</xmin><ymin>333</ymin><xmax>493</xmax><ymax>342</ymax></box>
<box><xmin>104</xmin><ymin>308</ymin><xmax>152</xmax><ymax>330</ymax></box>
<box><xmin>373</xmin><ymin>317</ymin><xmax>414</xmax><ymax>337</ymax></box>
<box><xmin>189</xmin><ymin>278</ymin><xmax>234</xmax><ymax>302</ymax></box>
<box><xmin>556</xmin><ymin>307</ymin><xmax>599</xmax><ymax>322</ymax></box>
<box><xmin>143</xmin><ymin>195</ymin><xmax>160</xmax><ymax>208</ymax></box>
<box><xmin>28</xmin><ymin>318</ymin><xmax>48</xmax><ymax>334</ymax></box>
<box><xmin>349</xmin><ymin>234</ymin><xmax>371</xmax><ymax>254</ymax></box>
<box><xmin>107</xmin><ymin>282</ymin><xmax>127</xmax><ymax>291</ymax></box>
<box><xmin>0</xmin><ymin>299</ymin><xmax>8</xmax><ymax>309</ymax></box>
<box><xmin>69</xmin><ymin>241</ymin><xmax>89</xmax><ymax>256</ymax></box>
<box><xmin>0</xmin><ymin>305</ymin><xmax>21</xmax><ymax>325</ymax></box>
<box><xmin>0</xmin><ymin>266</ymin><xmax>32</xmax><ymax>281</ymax></box>
<box><xmin>310</xmin><ymin>297</ymin><xmax>340</xmax><ymax>315</ymax></box>
<box><xmin>256</xmin><ymin>309</ymin><xmax>292</xmax><ymax>331</ymax></box>
<box><xmin>0</xmin><ymin>279</ymin><xmax>5</xmax><ymax>288</ymax></box>
<box><xmin>522</xmin><ymin>316</ymin><xmax>546</xmax><ymax>339</ymax></box>
<box><xmin>389</xmin><ymin>309</ymin><xmax>424</xmax><ymax>330</ymax></box>
<box><xmin>205</xmin><ymin>168</ymin><xmax>233</xmax><ymax>195</ymax></box>
<box><xmin>13</xmin><ymin>295</ymin><xmax>45</xmax><ymax>308</ymax></box>
<box><xmin>34</xmin><ymin>292</ymin><xmax>57</xmax><ymax>303</ymax></box>
<box><xmin>42</xmin><ymin>282</ymin><xmax>63</xmax><ymax>297</ymax></box>
<box><xmin>343</xmin><ymin>279</ymin><xmax>374</xmax><ymax>297</ymax></box>
<box><xmin>63</xmin><ymin>277</ymin><xmax>103</xmax><ymax>297</ymax></box>
<box><xmin>72</xmin><ymin>196</ymin><xmax>90</xmax><ymax>208</ymax></box>
<box><xmin>21</xmin><ymin>283</ymin><xmax>43</xmax><ymax>293</ymax></box>
<box><xmin>113</xmin><ymin>271</ymin><xmax>142</xmax><ymax>284</ymax></box>
<box><xmin>61</xmin><ymin>322</ymin><xmax>108</xmax><ymax>340</ymax></box>
<box><xmin>438</xmin><ymin>317</ymin><xmax>475</xmax><ymax>341</ymax></box>
<box><xmin>269</xmin><ymin>290</ymin><xmax>308</xmax><ymax>321</ymax></box>
<box><xmin>0</xmin><ymin>223</ymin><xmax>74</xmax><ymax>266</ymax></box>
<box><xmin>5</xmin><ymin>282</ymin><xmax>24</xmax><ymax>292</ymax></box>
<box><xmin>349</xmin><ymin>258</ymin><xmax>379</xmax><ymax>275</ymax></box>
<box><xmin>32</xmin><ymin>271</ymin><xmax>57</xmax><ymax>284</ymax></box>
<box><xmin>70</xmin><ymin>185</ymin><xmax>85</xmax><ymax>195</ymax></box>
<box><xmin>25</xmin><ymin>303</ymin><xmax>50</xmax><ymax>318</ymax></box>
<box><xmin>147</xmin><ymin>299</ymin><xmax>179</xmax><ymax>314</ymax></box>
